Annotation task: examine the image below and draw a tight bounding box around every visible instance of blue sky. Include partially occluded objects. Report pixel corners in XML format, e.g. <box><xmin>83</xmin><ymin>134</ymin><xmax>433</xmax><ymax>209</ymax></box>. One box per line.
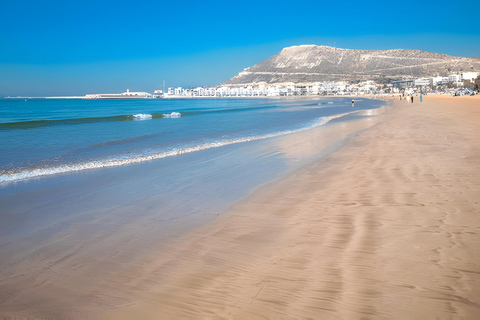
<box><xmin>1</xmin><ymin>0</ymin><xmax>479</xmax><ymax>96</ymax></box>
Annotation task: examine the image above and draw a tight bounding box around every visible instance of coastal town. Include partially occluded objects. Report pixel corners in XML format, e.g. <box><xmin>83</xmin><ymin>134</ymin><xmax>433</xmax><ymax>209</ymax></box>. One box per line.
<box><xmin>88</xmin><ymin>71</ymin><xmax>480</xmax><ymax>99</ymax></box>
<box><xmin>5</xmin><ymin>70</ymin><xmax>479</xmax><ymax>100</ymax></box>
<box><xmin>164</xmin><ymin>72</ymin><xmax>480</xmax><ymax>98</ymax></box>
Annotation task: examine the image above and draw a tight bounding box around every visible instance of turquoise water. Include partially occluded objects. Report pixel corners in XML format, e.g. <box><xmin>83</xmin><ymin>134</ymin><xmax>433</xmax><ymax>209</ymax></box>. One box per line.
<box><xmin>0</xmin><ymin>97</ymin><xmax>384</xmax><ymax>183</ymax></box>
<box><xmin>0</xmin><ymin>96</ymin><xmax>388</xmax><ymax>288</ymax></box>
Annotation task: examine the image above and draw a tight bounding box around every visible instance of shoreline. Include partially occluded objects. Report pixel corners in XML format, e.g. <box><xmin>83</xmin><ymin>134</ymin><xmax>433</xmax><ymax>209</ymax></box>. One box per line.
<box><xmin>99</xmin><ymin>94</ymin><xmax>480</xmax><ymax>319</ymax></box>
<box><xmin>3</xmin><ymin>92</ymin><xmax>469</xmax><ymax>100</ymax></box>
<box><xmin>0</xmin><ymin>98</ymin><xmax>389</xmax><ymax>319</ymax></box>
<box><xmin>3</xmin><ymin>96</ymin><xmax>86</xmax><ymax>99</ymax></box>
<box><xmin>1</xmin><ymin>95</ymin><xmax>479</xmax><ymax>318</ymax></box>
<box><xmin>0</xmin><ymin>98</ymin><xmax>385</xmax><ymax>185</ymax></box>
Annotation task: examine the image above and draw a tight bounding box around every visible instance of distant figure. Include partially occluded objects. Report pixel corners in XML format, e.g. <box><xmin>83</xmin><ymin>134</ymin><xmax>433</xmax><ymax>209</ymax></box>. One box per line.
<box><xmin>420</xmin><ymin>93</ymin><xmax>423</xmax><ymax>102</ymax></box>
<box><xmin>411</xmin><ymin>96</ymin><xmax>414</xmax><ymax>103</ymax></box>
<box><xmin>351</xmin><ymin>99</ymin><xmax>355</xmax><ymax>107</ymax></box>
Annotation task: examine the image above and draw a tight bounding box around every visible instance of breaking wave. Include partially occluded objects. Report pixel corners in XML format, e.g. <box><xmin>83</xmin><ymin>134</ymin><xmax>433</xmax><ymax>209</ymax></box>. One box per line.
<box><xmin>163</xmin><ymin>112</ymin><xmax>181</xmax><ymax>118</ymax></box>
<box><xmin>0</xmin><ymin>104</ymin><xmax>286</xmax><ymax>130</ymax></box>
<box><xmin>133</xmin><ymin>114</ymin><xmax>153</xmax><ymax>120</ymax></box>
<box><xmin>0</xmin><ymin>112</ymin><xmax>184</xmax><ymax>130</ymax></box>
<box><xmin>0</xmin><ymin>111</ymin><xmax>354</xmax><ymax>184</ymax></box>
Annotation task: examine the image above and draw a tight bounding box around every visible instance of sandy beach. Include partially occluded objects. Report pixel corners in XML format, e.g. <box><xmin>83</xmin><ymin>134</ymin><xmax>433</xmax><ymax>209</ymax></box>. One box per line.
<box><xmin>1</xmin><ymin>95</ymin><xmax>480</xmax><ymax>319</ymax></box>
<box><xmin>98</xmin><ymin>95</ymin><xmax>480</xmax><ymax>319</ymax></box>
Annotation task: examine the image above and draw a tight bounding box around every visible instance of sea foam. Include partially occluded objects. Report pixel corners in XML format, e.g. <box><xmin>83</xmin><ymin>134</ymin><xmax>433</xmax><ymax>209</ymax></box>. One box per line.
<box><xmin>133</xmin><ymin>114</ymin><xmax>152</xmax><ymax>120</ymax></box>
<box><xmin>0</xmin><ymin>111</ymin><xmax>354</xmax><ymax>184</ymax></box>
<box><xmin>163</xmin><ymin>112</ymin><xmax>181</xmax><ymax>118</ymax></box>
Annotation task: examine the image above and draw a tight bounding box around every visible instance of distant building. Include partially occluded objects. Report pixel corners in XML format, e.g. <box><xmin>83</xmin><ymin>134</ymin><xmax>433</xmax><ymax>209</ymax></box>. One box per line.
<box><xmin>414</xmin><ymin>78</ymin><xmax>432</xmax><ymax>86</ymax></box>
<box><xmin>84</xmin><ymin>89</ymin><xmax>152</xmax><ymax>99</ymax></box>
<box><xmin>391</xmin><ymin>80</ymin><xmax>414</xmax><ymax>89</ymax></box>
<box><xmin>432</xmin><ymin>76</ymin><xmax>449</xmax><ymax>86</ymax></box>
<box><xmin>461</xmin><ymin>72</ymin><xmax>479</xmax><ymax>82</ymax></box>
<box><xmin>448</xmin><ymin>74</ymin><xmax>462</xmax><ymax>83</ymax></box>
<box><xmin>463</xmin><ymin>74</ymin><xmax>480</xmax><ymax>91</ymax></box>
<box><xmin>121</xmin><ymin>89</ymin><xmax>152</xmax><ymax>98</ymax></box>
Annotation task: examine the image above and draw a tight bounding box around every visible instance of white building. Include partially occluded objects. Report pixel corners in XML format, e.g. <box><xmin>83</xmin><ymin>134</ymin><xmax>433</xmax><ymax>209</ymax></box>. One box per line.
<box><xmin>414</xmin><ymin>78</ymin><xmax>432</xmax><ymax>86</ymax></box>
<box><xmin>84</xmin><ymin>89</ymin><xmax>152</xmax><ymax>99</ymax></box>
<box><xmin>448</xmin><ymin>74</ymin><xmax>462</xmax><ymax>83</ymax></box>
<box><xmin>461</xmin><ymin>72</ymin><xmax>479</xmax><ymax>82</ymax></box>
<box><xmin>174</xmin><ymin>87</ymin><xmax>183</xmax><ymax>95</ymax></box>
<box><xmin>121</xmin><ymin>89</ymin><xmax>152</xmax><ymax>97</ymax></box>
<box><xmin>432</xmin><ymin>76</ymin><xmax>449</xmax><ymax>86</ymax></box>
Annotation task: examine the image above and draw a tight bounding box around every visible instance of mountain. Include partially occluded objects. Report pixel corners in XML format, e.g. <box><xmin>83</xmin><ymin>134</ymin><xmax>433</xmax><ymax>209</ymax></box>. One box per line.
<box><xmin>222</xmin><ymin>45</ymin><xmax>480</xmax><ymax>85</ymax></box>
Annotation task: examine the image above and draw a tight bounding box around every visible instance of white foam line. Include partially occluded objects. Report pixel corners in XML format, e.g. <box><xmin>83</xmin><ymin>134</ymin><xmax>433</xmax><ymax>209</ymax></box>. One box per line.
<box><xmin>133</xmin><ymin>114</ymin><xmax>152</xmax><ymax>120</ymax></box>
<box><xmin>0</xmin><ymin>111</ymin><xmax>355</xmax><ymax>184</ymax></box>
<box><xmin>163</xmin><ymin>112</ymin><xmax>181</xmax><ymax>118</ymax></box>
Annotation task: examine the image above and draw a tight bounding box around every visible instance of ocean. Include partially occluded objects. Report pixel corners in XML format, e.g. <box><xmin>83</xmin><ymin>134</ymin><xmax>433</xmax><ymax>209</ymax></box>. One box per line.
<box><xmin>0</xmin><ymin>96</ymin><xmax>389</xmax><ymax>311</ymax></box>
<box><xmin>0</xmin><ymin>97</ymin><xmax>388</xmax><ymax>245</ymax></box>
<box><xmin>0</xmin><ymin>97</ymin><xmax>384</xmax><ymax>184</ymax></box>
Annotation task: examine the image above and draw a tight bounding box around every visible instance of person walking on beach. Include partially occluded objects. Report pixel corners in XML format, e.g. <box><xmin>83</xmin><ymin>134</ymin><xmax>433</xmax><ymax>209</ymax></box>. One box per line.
<box><xmin>411</xmin><ymin>95</ymin><xmax>414</xmax><ymax>103</ymax></box>
<box><xmin>351</xmin><ymin>99</ymin><xmax>355</xmax><ymax>107</ymax></box>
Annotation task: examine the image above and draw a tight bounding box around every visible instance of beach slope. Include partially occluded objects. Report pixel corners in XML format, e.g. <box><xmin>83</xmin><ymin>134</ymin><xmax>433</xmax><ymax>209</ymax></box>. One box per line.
<box><xmin>101</xmin><ymin>95</ymin><xmax>480</xmax><ymax>319</ymax></box>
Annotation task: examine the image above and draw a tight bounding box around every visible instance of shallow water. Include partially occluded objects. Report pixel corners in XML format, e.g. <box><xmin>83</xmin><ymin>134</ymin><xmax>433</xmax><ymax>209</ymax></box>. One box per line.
<box><xmin>0</xmin><ymin>98</ymin><xmax>391</xmax><ymax>317</ymax></box>
<box><xmin>0</xmin><ymin>97</ymin><xmax>390</xmax><ymax>274</ymax></box>
<box><xmin>0</xmin><ymin>97</ymin><xmax>384</xmax><ymax>183</ymax></box>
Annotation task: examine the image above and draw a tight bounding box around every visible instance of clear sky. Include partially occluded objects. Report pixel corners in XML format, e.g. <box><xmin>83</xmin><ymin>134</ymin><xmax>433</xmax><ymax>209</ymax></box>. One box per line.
<box><xmin>1</xmin><ymin>0</ymin><xmax>479</xmax><ymax>96</ymax></box>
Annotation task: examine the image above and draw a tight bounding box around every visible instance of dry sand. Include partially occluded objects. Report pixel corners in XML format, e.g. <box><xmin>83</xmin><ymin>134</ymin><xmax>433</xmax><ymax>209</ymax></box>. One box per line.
<box><xmin>2</xmin><ymin>95</ymin><xmax>480</xmax><ymax>319</ymax></box>
<box><xmin>96</xmin><ymin>95</ymin><xmax>480</xmax><ymax>319</ymax></box>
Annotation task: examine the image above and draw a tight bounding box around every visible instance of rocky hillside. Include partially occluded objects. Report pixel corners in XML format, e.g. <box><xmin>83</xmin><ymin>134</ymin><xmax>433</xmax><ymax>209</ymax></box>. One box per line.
<box><xmin>222</xmin><ymin>45</ymin><xmax>480</xmax><ymax>85</ymax></box>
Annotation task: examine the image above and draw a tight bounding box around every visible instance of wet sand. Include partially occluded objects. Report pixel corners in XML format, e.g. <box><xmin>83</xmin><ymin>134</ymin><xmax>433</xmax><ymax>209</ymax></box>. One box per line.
<box><xmin>2</xmin><ymin>95</ymin><xmax>480</xmax><ymax>319</ymax></box>
<box><xmin>100</xmin><ymin>95</ymin><xmax>480</xmax><ymax>319</ymax></box>
<box><xmin>0</xmin><ymin>99</ymin><xmax>386</xmax><ymax>319</ymax></box>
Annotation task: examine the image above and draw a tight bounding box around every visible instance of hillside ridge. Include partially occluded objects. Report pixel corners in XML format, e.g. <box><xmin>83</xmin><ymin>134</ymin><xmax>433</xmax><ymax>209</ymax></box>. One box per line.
<box><xmin>221</xmin><ymin>45</ymin><xmax>480</xmax><ymax>85</ymax></box>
